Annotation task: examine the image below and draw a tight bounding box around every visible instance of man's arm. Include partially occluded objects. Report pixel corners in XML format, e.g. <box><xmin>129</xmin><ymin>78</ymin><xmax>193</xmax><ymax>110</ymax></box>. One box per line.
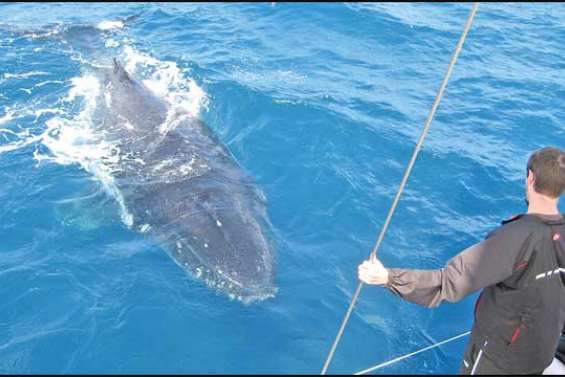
<box><xmin>359</xmin><ymin>221</ymin><xmax>532</xmax><ymax>308</ymax></box>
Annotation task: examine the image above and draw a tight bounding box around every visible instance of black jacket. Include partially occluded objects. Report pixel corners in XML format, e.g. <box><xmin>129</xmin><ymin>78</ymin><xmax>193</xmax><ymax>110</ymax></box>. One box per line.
<box><xmin>385</xmin><ymin>213</ymin><xmax>565</xmax><ymax>374</ymax></box>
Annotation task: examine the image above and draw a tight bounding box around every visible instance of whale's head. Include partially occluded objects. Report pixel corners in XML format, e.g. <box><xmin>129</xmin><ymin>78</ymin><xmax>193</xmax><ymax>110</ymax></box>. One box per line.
<box><xmin>154</xmin><ymin>176</ymin><xmax>277</xmax><ymax>303</ymax></box>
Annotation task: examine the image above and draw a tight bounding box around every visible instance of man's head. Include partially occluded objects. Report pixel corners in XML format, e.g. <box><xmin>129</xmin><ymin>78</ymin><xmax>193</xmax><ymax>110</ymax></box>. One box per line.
<box><xmin>525</xmin><ymin>147</ymin><xmax>565</xmax><ymax>205</ymax></box>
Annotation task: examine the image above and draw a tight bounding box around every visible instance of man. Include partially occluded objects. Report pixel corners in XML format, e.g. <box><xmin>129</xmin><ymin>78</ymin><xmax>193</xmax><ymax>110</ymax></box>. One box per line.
<box><xmin>358</xmin><ymin>147</ymin><xmax>565</xmax><ymax>375</ymax></box>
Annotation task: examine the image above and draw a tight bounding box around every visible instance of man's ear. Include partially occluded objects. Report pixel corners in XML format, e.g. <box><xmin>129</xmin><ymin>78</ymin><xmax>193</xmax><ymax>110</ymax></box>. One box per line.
<box><xmin>527</xmin><ymin>169</ymin><xmax>535</xmax><ymax>185</ymax></box>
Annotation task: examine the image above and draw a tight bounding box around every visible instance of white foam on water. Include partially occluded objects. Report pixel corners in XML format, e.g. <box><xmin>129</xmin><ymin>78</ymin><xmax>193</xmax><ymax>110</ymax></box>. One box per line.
<box><xmin>0</xmin><ymin>74</ymin><xmax>131</xmax><ymax>227</ymax></box>
<box><xmin>0</xmin><ymin>109</ymin><xmax>15</xmax><ymax>126</ymax></box>
<box><xmin>4</xmin><ymin>71</ymin><xmax>49</xmax><ymax>80</ymax></box>
<box><xmin>0</xmin><ymin>104</ymin><xmax>64</xmax><ymax>140</ymax></box>
<box><xmin>0</xmin><ymin>130</ymin><xmax>45</xmax><ymax>154</ymax></box>
<box><xmin>139</xmin><ymin>224</ymin><xmax>151</xmax><ymax>233</ymax></box>
<box><xmin>122</xmin><ymin>46</ymin><xmax>208</xmax><ymax>135</ymax></box>
<box><xmin>34</xmin><ymin>80</ymin><xmax>65</xmax><ymax>88</ymax></box>
<box><xmin>97</xmin><ymin>20</ymin><xmax>124</xmax><ymax>31</ymax></box>
<box><xmin>33</xmin><ymin>108</ymin><xmax>64</xmax><ymax>119</ymax></box>
<box><xmin>105</xmin><ymin>39</ymin><xmax>120</xmax><ymax>48</ymax></box>
<box><xmin>22</xmin><ymin>26</ymin><xmax>61</xmax><ymax>41</ymax></box>
<box><xmin>38</xmin><ymin>74</ymin><xmax>134</xmax><ymax>227</ymax></box>
<box><xmin>0</xmin><ymin>42</ymin><xmax>208</xmax><ymax>230</ymax></box>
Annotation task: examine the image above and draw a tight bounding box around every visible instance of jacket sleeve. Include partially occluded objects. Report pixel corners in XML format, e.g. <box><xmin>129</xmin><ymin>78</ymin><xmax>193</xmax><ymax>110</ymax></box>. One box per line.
<box><xmin>385</xmin><ymin>222</ymin><xmax>532</xmax><ymax>308</ymax></box>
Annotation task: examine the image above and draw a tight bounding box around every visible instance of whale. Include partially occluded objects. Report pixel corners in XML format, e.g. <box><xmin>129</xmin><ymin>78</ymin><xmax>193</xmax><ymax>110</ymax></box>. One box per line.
<box><xmin>93</xmin><ymin>59</ymin><xmax>276</xmax><ymax>301</ymax></box>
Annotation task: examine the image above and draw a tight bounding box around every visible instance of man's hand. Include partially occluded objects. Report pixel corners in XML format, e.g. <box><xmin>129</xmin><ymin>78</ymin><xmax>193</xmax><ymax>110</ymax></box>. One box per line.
<box><xmin>358</xmin><ymin>258</ymin><xmax>389</xmax><ymax>285</ymax></box>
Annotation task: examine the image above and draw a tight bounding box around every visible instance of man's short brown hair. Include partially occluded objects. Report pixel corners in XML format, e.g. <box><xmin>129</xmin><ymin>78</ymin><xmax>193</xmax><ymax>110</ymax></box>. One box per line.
<box><xmin>527</xmin><ymin>147</ymin><xmax>565</xmax><ymax>198</ymax></box>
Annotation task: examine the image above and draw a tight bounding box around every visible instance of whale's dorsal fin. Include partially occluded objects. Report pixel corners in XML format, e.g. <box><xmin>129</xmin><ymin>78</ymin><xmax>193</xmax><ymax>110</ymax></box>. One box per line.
<box><xmin>112</xmin><ymin>58</ymin><xmax>133</xmax><ymax>84</ymax></box>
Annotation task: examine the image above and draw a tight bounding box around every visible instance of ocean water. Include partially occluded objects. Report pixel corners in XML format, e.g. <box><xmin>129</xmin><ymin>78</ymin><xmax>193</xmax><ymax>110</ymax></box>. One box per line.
<box><xmin>0</xmin><ymin>2</ymin><xmax>564</xmax><ymax>374</ymax></box>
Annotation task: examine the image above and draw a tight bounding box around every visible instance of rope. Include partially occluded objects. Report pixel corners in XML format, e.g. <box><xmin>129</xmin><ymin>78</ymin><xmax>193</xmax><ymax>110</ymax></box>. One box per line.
<box><xmin>320</xmin><ymin>3</ymin><xmax>480</xmax><ymax>374</ymax></box>
<box><xmin>354</xmin><ymin>331</ymin><xmax>471</xmax><ymax>375</ymax></box>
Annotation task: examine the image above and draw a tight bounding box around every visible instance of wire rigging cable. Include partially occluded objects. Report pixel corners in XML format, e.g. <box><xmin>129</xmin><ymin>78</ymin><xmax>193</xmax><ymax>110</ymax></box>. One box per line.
<box><xmin>355</xmin><ymin>331</ymin><xmax>471</xmax><ymax>375</ymax></box>
<box><xmin>321</xmin><ymin>3</ymin><xmax>480</xmax><ymax>374</ymax></box>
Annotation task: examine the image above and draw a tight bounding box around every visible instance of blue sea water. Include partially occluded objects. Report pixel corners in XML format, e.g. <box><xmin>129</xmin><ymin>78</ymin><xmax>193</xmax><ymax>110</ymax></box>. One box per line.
<box><xmin>0</xmin><ymin>2</ymin><xmax>564</xmax><ymax>374</ymax></box>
